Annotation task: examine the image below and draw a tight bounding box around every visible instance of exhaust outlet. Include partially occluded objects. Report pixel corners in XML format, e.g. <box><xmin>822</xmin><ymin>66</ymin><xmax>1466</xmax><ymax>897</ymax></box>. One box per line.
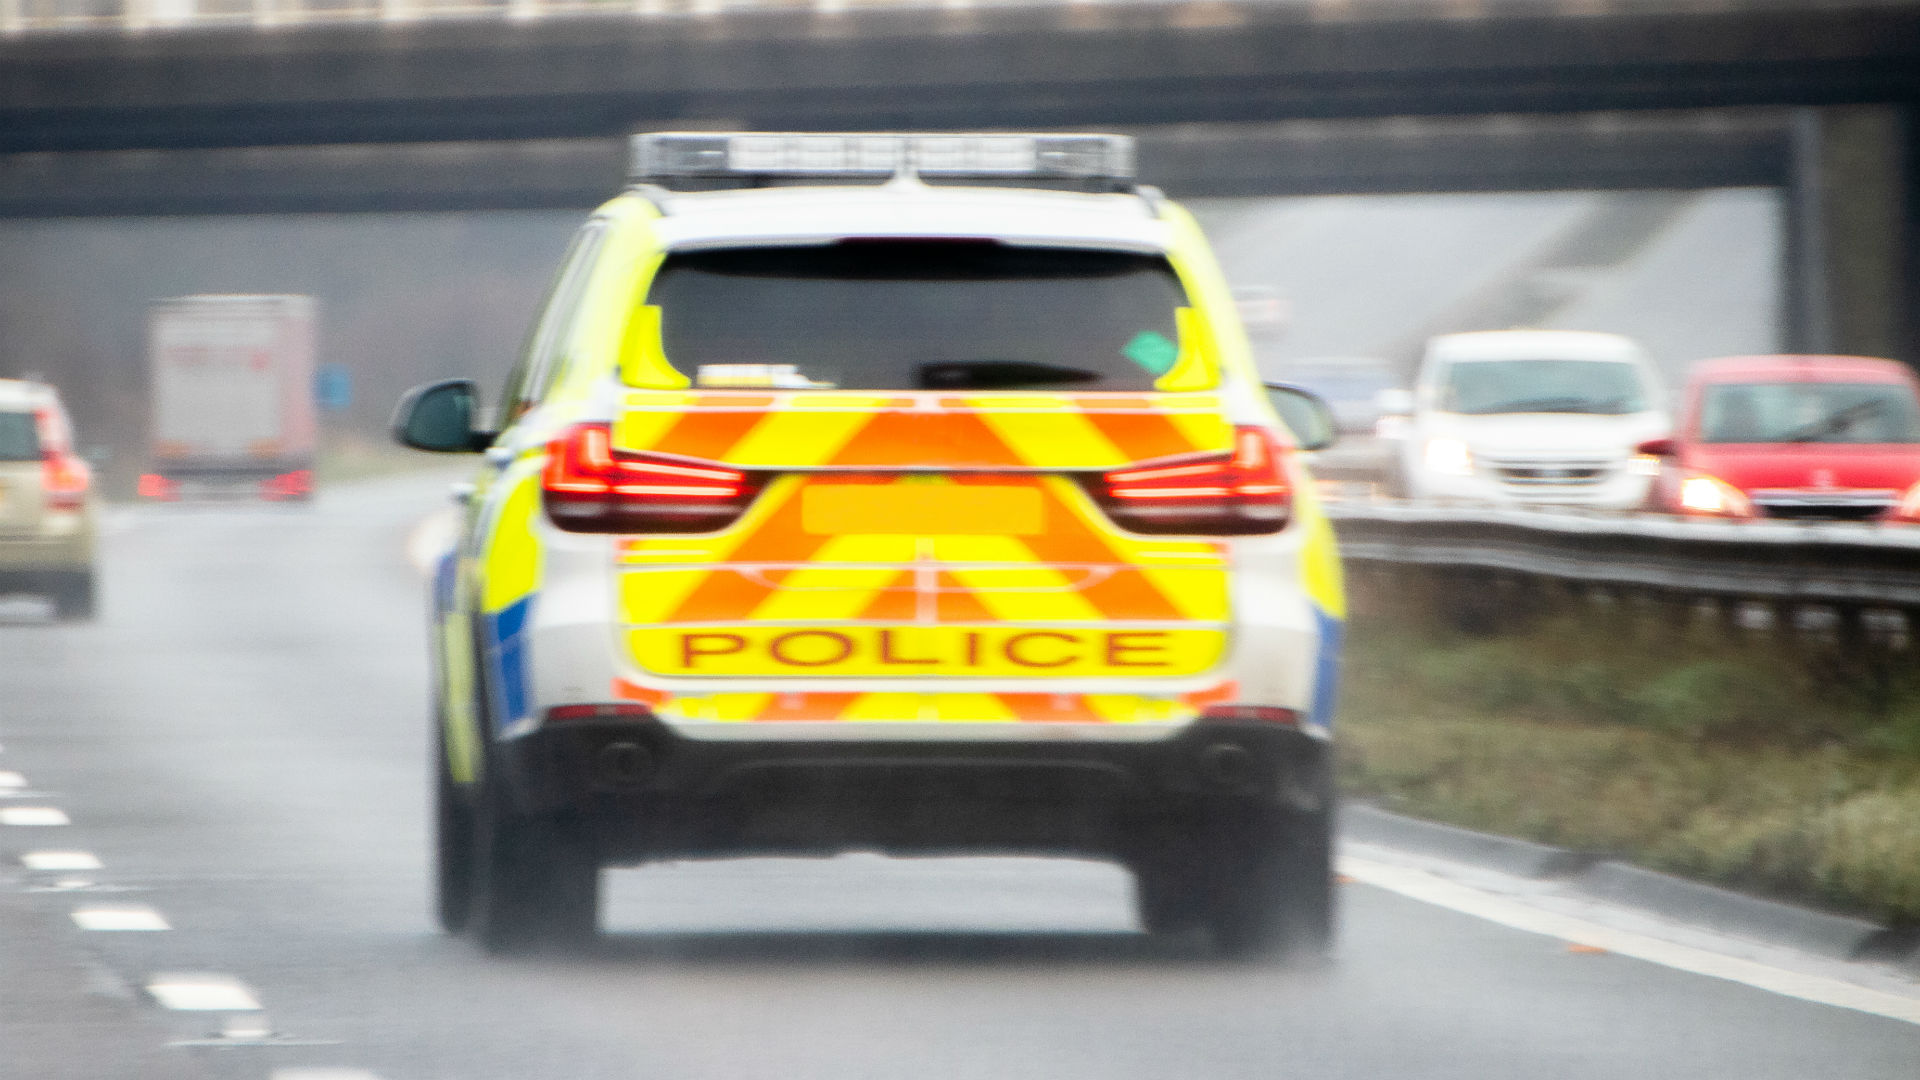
<box><xmin>1198</xmin><ymin>742</ymin><xmax>1255</xmax><ymax>788</ymax></box>
<box><xmin>595</xmin><ymin>741</ymin><xmax>653</xmax><ymax>789</ymax></box>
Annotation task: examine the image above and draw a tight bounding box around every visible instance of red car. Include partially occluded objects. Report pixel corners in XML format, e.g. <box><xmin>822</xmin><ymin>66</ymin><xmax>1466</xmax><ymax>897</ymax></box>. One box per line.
<box><xmin>1639</xmin><ymin>355</ymin><xmax>1920</xmax><ymax>522</ymax></box>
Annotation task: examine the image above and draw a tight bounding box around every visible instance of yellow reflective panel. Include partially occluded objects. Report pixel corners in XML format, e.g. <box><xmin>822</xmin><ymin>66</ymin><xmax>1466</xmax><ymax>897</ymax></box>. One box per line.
<box><xmin>924</xmin><ymin>693</ymin><xmax>1022</xmax><ymax>722</ymax></box>
<box><xmin>974</xmin><ymin>407</ymin><xmax>1125</xmax><ymax>468</ymax></box>
<box><xmin>618</xmin><ymin>569</ymin><xmax>714</xmax><ymax>626</ymax></box>
<box><xmin>480</xmin><ymin>473</ymin><xmax>544</xmax><ymax>613</ymax></box>
<box><xmin>748</xmin><ymin>563</ymin><xmax>903</xmax><ymax>624</ymax></box>
<box><xmin>1163</xmin><ymin>407</ymin><xmax>1235</xmax><ymax>451</ymax></box>
<box><xmin>657</xmin><ymin>692</ymin><xmax>774</xmax><ymax>723</ymax></box>
<box><xmin>1084</xmin><ymin>694</ymin><xmax>1191</xmax><ymax>724</ymax></box>
<box><xmin>1154</xmin><ymin>307</ymin><xmax>1217</xmax><ymax>392</ymax></box>
<box><xmin>439</xmin><ymin>614</ymin><xmax>481</xmax><ymax>783</ymax></box>
<box><xmin>1133</xmin><ymin>566</ymin><xmax>1232</xmax><ymax>622</ymax></box>
<box><xmin>617</xmin><ymin>305</ymin><xmax>691</xmax><ymax>389</ymax></box>
<box><xmin>725</xmin><ymin>406</ymin><xmax>869</xmax><ymax>468</ymax></box>
<box><xmin>838</xmin><ymin>692</ymin><xmax>928</xmax><ymax>723</ymax></box>
<box><xmin>1296</xmin><ymin>484</ymin><xmax>1347</xmax><ymax>620</ymax></box>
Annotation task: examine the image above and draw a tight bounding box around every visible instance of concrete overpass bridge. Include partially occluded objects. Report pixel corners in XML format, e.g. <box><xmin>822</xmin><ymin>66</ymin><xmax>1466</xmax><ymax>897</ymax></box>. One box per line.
<box><xmin>2</xmin><ymin>0</ymin><xmax>1917</xmax><ymax>362</ymax></box>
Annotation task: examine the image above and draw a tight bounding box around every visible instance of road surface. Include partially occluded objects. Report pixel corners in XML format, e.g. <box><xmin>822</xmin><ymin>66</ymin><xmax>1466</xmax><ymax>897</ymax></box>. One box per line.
<box><xmin>1</xmin><ymin>471</ymin><xmax>1915</xmax><ymax>1080</ymax></box>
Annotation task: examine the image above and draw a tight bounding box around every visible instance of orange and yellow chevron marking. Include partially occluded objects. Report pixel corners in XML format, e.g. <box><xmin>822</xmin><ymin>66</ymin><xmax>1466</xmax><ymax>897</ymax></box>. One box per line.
<box><xmin>616</xmin><ymin>684</ymin><xmax>1240</xmax><ymax>724</ymax></box>
<box><xmin>613</xmin><ymin>391</ymin><xmax>1233</xmax><ymax>470</ymax></box>
<box><xmin>614</xmin><ymin>475</ymin><xmax>1228</xmax><ymax>636</ymax></box>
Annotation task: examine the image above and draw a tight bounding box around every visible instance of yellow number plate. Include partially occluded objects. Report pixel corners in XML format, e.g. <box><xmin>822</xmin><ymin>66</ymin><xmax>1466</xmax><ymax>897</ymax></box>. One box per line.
<box><xmin>800</xmin><ymin>485</ymin><xmax>1043</xmax><ymax>536</ymax></box>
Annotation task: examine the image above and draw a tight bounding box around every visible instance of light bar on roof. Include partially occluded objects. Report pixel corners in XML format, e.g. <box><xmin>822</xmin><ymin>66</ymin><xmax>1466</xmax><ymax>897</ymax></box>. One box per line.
<box><xmin>629</xmin><ymin>132</ymin><xmax>1135</xmax><ymax>185</ymax></box>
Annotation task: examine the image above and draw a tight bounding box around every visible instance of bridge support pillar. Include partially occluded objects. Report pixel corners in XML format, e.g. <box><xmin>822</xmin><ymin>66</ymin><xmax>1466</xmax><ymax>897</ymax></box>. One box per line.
<box><xmin>1784</xmin><ymin>105</ymin><xmax>1914</xmax><ymax>367</ymax></box>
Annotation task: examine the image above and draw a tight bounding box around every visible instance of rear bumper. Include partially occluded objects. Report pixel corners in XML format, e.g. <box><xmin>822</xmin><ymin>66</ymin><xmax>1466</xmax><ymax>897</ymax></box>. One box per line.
<box><xmin>491</xmin><ymin>714</ymin><xmax>1332</xmax><ymax>862</ymax></box>
<box><xmin>0</xmin><ymin>535</ymin><xmax>92</xmax><ymax>575</ymax></box>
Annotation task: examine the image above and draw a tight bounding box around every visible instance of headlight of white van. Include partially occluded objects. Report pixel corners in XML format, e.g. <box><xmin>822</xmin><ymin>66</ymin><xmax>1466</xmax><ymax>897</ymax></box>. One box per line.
<box><xmin>1422</xmin><ymin>437</ymin><xmax>1474</xmax><ymax>476</ymax></box>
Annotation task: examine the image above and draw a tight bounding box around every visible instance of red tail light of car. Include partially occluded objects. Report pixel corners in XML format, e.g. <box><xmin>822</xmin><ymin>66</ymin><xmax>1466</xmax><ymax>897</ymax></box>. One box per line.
<box><xmin>1087</xmin><ymin>426</ymin><xmax>1292</xmax><ymax>535</ymax></box>
<box><xmin>1200</xmin><ymin>704</ymin><xmax>1301</xmax><ymax>725</ymax></box>
<box><xmin>542</xmin><ymin>422</ymin><xmax>759</xmax><ymax>534</ymax></box>
<box><xmin>40</xmin><ymin>452</ymin><xmax>89</xmax><ymax>510</ymax></box>
<box><xmin>137</xmin><ymin>473</ymin><xmax>179</xmax><ymax>501</ymax></box>
<box><xmin>261</xmin><ymin>470</ymin><xmax>313</xmax><ymax>501</ymax></box>
<box><xmin>33</xmin><ymin>408</ymin><xmax>88</xmax><ymax>511</ymax></box>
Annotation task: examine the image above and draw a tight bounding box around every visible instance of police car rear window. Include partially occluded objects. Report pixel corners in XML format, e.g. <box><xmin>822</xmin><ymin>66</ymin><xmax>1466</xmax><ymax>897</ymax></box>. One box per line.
<box><xmin>0</xmin><ymin>412</ymin><xmax>38</xmax><ymax>461</ymax></box>
<box><xmin>646</xmin><ymin>242</ymin><xmax>1188</xmax><ymax>391</ymax></box>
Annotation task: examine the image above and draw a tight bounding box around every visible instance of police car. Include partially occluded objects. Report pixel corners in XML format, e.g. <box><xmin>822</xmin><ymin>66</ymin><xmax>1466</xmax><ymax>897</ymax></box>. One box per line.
<box><xmin>394</xmin><ymin>133</ymin><xmax>1345</xmax><ymax>957</ymax></box>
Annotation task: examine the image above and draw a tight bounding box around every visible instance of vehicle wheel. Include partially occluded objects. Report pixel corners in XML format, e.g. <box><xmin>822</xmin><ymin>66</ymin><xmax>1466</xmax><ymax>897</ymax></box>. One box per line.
<box><xmin>433</xmin><ymin>723</ymin><xmax>476</xmax><ymax>934</ymax></box>
<box><xmin>1200</xmin><ymin>802</ymin><xmax>1333</xmax><ymax>962</ymax></box>
<box><xmin>467</xmin><ymin>770</ymin><xmax>600</xmax><ymax>955</ymax></box>
<box><xmin>1132</xmin><ymin>858</ymin><xmax>1208</xmax><ymax>937</ymax></box>
<box><xmin>52</xmin><ymin>573</ymin><xmax>95</xmax><ymax>621</ymax></box>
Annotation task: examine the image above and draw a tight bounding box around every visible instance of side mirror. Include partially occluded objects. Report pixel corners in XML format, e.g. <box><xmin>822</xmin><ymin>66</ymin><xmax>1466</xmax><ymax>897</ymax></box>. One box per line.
<box><xmin>1264</xmin><ymin>383</ymin><xmax>1338</xmax><ymax>452</ymax></box>
<box><xmin>392</xmin><ymin>379</ymin><xmax>491</xmax><ymax>453</ymax></box>
<box><xmin>1375</xmin><ymin>387</ymin><xmax>1415</xmax><ymax>417</ymax></box>
<box><xmin>1635</xmin><ymin>437</ymin><xmax>1677</xmax><ymax>457</ymax></box>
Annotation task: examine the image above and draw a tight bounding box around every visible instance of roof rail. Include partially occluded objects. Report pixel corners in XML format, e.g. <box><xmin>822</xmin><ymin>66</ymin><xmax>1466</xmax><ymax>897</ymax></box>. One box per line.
<box><xmin>628</xmin><ymin>132</ymin><xmax>1136</xmax><ymax>192</ymax></box>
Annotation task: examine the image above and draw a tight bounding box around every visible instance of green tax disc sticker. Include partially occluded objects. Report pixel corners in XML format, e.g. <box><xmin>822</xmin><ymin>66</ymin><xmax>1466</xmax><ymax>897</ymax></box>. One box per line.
<box><xmin>1122</xmin><ymin>331</ymin><xmax>1179</xmax><ymax>376</ymax></box>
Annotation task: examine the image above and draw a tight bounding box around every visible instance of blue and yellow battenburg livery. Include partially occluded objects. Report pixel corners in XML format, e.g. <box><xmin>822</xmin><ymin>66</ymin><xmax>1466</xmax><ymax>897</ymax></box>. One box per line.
<box><xmin>411</xmin><ymin>132</ymin><xmax>1343</xmax><ymax>956</ymax></box>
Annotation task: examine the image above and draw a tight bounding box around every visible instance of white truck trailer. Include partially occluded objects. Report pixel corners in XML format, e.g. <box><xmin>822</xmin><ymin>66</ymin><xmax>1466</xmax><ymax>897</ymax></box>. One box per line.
<box><xmin>144</xmin><ymin>295</ymin><xmax>317</xmax><ymax>500</ymax></box>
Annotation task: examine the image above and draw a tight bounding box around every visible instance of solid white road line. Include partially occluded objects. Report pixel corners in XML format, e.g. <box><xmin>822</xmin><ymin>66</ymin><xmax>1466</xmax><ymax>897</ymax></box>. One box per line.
<box><xmin>1340</xmin><ymin>854</ymin><xmax>1920</xmax><ymax>1027</ymax></box>
<box><xmin>0</xmin><ymin>770</ymin><xmax>25</xmax><ymax>788</ymax></box>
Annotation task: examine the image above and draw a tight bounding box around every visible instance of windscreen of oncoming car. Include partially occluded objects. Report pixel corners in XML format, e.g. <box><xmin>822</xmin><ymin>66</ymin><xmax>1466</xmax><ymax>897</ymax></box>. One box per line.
<box><xmin>1440</xmin><ymin>359</ymin><xmax>1649</xmax><ymax>416</ymax></box>
<box><xmin>1699</xmin><ymin>381</ymin><xmax>1920</xmax><ymax>444</ymax></box>
<box><xmin>646</xmin><ymin>242</ymin><xmax>1192</xmax><ymax>391</ymax></box>
<box><xmin>0</xmin><ymin>411</ymin><xmax>39</xmax><ymax>461</ymax></box>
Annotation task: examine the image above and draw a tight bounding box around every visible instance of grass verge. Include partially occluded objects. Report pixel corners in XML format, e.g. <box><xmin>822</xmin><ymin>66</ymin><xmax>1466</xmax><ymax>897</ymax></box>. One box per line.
<box><xmin>1339</xmin><ymin>603</ymin><xmax>1920</xmax><ymax>924</ymax></box>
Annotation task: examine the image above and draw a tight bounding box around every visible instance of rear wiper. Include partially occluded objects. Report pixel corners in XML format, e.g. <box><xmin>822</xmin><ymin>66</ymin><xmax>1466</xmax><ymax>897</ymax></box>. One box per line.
<box><xmin>916</xmin><ymin>360</ymin><xmax>1103</xmax><ymax>389</ymax></box>
<box><xmin>1783</xmin><ymin>398</ymin><xmax>1889</xmax><ymax>442</ymax></box>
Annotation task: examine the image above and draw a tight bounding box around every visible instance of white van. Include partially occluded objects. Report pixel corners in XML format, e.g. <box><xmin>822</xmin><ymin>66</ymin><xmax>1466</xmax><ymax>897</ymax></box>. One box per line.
<box><xmin>1390</xmin><ymin>330</ymin><xmax>1669</xmax><ymax>508</ymax></box>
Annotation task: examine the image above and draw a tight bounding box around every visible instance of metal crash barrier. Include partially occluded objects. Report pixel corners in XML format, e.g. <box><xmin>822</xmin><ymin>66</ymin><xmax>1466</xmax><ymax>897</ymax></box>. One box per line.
<box><xmin>1328</xmin><ymin>500</ymin><xmax>1920</xmax><ymax>623</ymax></box>
<box><xmin>2</xmin><ymin>0</ymin><xmax>1016</xmax><ymax>34</ymax></box>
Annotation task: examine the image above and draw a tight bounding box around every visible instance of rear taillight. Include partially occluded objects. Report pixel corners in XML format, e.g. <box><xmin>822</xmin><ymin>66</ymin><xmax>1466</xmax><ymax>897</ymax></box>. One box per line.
<box><xmin>542</xmin><ymin>422</ymin><xmax>758</xmax><ymax>534</ymax></box>
<box><xmin>261</xmin><ymin>470</ymin><xmax>312</xmax><ymax>501</ymax></box>
<box><xmin>33</xmin><ymin>406</ymin><xmax>88</xmax><ymax>510</ymax></box>
<box><xmin>137</xmin><ymin>473</ymin><xmax>179</xmax><ymax>501</ymax></box>
<box><xmin>1200</xmin><ymin>704</ymin><xmax>1300</xmax><ymax>725</ymax></box>
<box><xmin>41</xmin><ymin>452</ymin><xmax>88</xmax><ymax>510</ymax></box>
<box><xmin>544</xmin><ymin>703</ymin><xmax>655</xmax><ymax>723</ymax></box>
<box><xmin>1087</xmin><ymin>426</ymin><xmax>1291</xmax><ymax>535</ymax></box>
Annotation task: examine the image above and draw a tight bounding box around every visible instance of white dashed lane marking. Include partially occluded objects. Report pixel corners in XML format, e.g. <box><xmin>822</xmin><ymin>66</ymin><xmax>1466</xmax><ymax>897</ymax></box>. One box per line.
<box><xmin>0</xmin><ymin>806</ymin><xmax>69</xmax><ymax>826</ymax></box>
<box><xmin>145</xmin><ymin>973</ymin><xmax>263</xmax><ymax>1012</ymax></box>
<box><xmin>0</xmin><ymin>770</ymin><xmax>26</xmax><ymax>788</ymax></box>
<box><xmin>20</xmin><ymin>850</ymin><xmax>102</xmax><ymax>871</ymax></box>
<box><xmin>71</xmin><ymin>905</ymin><xmax>170</xmax><ymax>931</ymax></box>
